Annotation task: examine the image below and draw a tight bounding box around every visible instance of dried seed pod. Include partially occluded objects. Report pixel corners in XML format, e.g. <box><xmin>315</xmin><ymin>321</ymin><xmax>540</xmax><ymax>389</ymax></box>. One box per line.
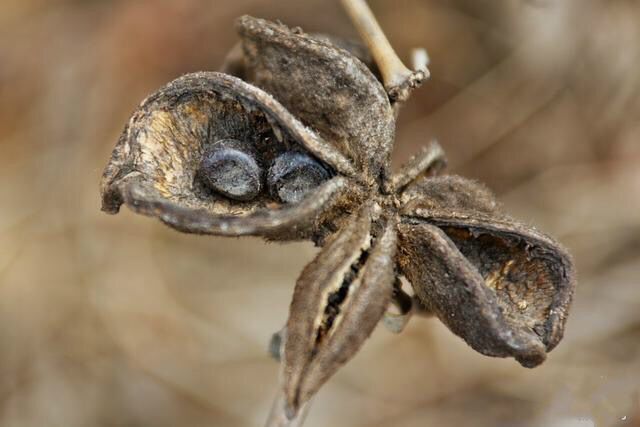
<box><xmin>268</xmin><ymin>151</ymin><xmax>331</xmax><ymax>204</ymax></box>
<box><xmin>100</xmin><ymin>12</ymin><xmax>577</xmax><ymax>425</ymax></box>
<box><xmin>101</xmin><ymin>72</ymin><xmax>360</xmax><ymax>241</ymax></box>
<box><xmin>199</xmin><ymin>138</ymin><xmax>263</xmax><ymax>201</ymax></box>
<box><xmin>398</xmin><ymin>176</ymin><xmax>575</xmax><ymax>367</ymax></box>
<box><xmin>283</xmin><ymin>203</ymin><xmax>397</xmax><ymax>416</ymax></box>
<box><xmin>236</xmin><ymin>16</ymin><xmax>394</xmax><ymax>182</ymax></box>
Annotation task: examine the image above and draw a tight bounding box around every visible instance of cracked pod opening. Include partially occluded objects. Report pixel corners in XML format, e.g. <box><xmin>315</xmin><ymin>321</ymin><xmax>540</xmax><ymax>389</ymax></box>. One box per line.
<box><xmin>399</xmin><ymin>176</ymin><xmax>575</xmax><ymax>367</ymax></box>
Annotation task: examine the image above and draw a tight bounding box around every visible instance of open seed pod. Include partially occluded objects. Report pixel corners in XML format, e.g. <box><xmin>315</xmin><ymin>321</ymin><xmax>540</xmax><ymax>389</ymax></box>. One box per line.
<box><xmin>397</xmin><ymin>176</ymin><xmax>576</xmax><ymax>367</ymax></box>
<box><xmin>99</xmin><ymin>11</ymin><xmax>578</xmax><ymax>424</ymax></box>
<box><xmin>101</xmin><ymin>72</ymin><xmax>362</xmax><ymax>241</ymax></box>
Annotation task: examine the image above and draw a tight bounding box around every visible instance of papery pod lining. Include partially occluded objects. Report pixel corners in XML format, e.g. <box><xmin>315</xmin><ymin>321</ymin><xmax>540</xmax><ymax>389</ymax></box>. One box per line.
<box><xmin>101</xmin><ymin>72</ymin><xmax>357</xmax><ymax>241</ymax></box>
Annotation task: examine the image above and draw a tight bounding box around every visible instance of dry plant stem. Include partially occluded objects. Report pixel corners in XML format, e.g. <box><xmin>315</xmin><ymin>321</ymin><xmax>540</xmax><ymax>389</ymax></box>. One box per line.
<box><xmin>382</xmin><ymin>281</ymin><xmax>414</xmax><ymax>333</ymax></box>
<box><xmin>340</xmin><ymin>0</ymin><xmax>429</xmax><ymax>102</ymax></box>
<box><xmin>383</xmin><ymin>282</ymin><xmax>434</xmax><ymax>333</ymax></box>
<box><xmin>387</xmin><ymin>140</ymin><xmax>446</xmax><ymax>193</ymax></box>
<box><xmin>411</xmin><ymin>48</ymin><xmax>429</xmax><ymax>71</ymax></box>
<box><xmin>265</xmin><ymin>390</ymin><xmax>311</xmax><ymax>427</ymax></box>
<box><xmin>268</xmin><ymin>328</ymin><xmax>286</xmax><ymax>362</ymax></box>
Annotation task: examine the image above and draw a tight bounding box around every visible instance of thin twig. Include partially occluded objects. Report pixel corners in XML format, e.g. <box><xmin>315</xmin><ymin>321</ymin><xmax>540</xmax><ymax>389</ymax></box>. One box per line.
<box><xmin>264</xmin><ymin>388</ymin><xmax>311</xmax><ymax>427</ymax></box>
<box><xmin>411</xmin><ymin>48</ymin><xmax>430</xmax><ymax>72</ymax></box>
<box><xmin>387</xmin><ymin>140</ymin><xmax>446</xmax><ymax>193</ymax></box>
<box><xmin>264</xmin><ymin>327</ymin><xmax>311</xmax><ymax>427</ymax></box>
<box><xmin>341</xmin><ymin>0</ymin><xmax>429</xmax><ymax>102</ymax></box>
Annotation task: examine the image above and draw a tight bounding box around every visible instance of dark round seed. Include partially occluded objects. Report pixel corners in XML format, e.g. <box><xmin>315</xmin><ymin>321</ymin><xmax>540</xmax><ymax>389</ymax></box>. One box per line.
<box><xmin>268</xmin><ymin>151</ymin><xmax>330</xmax><ymax>204</ymax></box>
<box><xmin>199</xmin><ymin>139</ymin><xmax>263</xmax><ymax>201</ymax></box>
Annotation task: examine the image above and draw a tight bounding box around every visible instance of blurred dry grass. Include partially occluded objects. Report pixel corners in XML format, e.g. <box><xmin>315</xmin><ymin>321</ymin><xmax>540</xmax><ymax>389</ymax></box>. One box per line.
<box><xmin>1</xmin><ymin>0</ymin><xmax>639</xmax><ymax>426</ymax></box>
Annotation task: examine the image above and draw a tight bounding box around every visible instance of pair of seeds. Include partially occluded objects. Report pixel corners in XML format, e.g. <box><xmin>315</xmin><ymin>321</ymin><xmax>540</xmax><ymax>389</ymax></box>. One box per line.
<box><xmin>199</xmin><ymin>139</ymin><xmax>330</xmax><ymax>204</ymax></box>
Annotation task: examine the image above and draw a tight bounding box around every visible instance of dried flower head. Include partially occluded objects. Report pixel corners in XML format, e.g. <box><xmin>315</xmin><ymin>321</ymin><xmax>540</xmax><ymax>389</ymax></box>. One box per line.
<box><xmin>101</xmin><ymin>4</ymin><xmax>576</xmax><ymax>424</ymax></box>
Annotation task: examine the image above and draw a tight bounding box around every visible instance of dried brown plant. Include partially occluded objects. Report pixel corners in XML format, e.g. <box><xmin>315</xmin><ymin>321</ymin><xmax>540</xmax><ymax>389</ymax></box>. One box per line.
<box><xmin>100</xmin><ymin>1</ymin><xmax>575</xmax><ymax>425</ymax></box>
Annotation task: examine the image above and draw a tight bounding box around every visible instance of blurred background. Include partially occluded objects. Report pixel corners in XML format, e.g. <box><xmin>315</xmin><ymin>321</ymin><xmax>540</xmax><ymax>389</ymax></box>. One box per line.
<box><xmin>1</xmin><ymin>0</ymin><xmax>639</xmax><ymax>426</ymax></box>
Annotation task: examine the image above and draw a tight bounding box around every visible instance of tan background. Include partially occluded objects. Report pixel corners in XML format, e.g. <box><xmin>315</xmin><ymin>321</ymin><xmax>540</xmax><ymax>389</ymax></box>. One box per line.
<box><xmin>1</xmin><ymin>0</ymin><xmax>640</xmax><ymax>426</ymax></box>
